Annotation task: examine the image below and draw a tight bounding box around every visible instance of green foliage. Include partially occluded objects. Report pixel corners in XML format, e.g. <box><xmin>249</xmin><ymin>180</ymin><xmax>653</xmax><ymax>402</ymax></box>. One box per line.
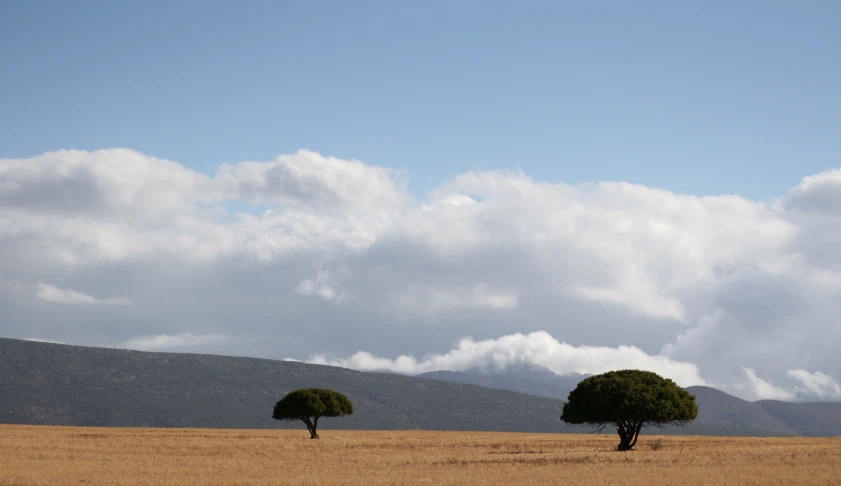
<box><xmin>272</xmin><ymin>388</ymin><xmax>354</xmax><ymax>421</ymax></box>
<box><xmin>272</xmin><ymin>388</ymin><xmax>354</xmax><ymax>438</ymax></box>
<box><xmin>561</xmin><ymin>370</ymin><xmax>698</xmax><ymax>450</ymax></box>
<box><xmin>561</xmin><ymin>370</ymin><xmax>697</xmax><ymax>426</ymax></box>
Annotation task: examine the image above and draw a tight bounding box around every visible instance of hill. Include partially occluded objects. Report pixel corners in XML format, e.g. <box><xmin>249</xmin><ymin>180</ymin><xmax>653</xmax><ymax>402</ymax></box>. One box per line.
<box><xmin>755</xmin><ymin>399</ymin><xmax>841</xmax><ymax>437</ymax></box>
<box><xmin>682</xmin><ymin>386</ymin><xmax>799</xmax><ymax>436</ymax></box>
<box><xmin>417</xmin><ymin>364</ymin><xmax>586</xmax><ymax>401</ymax></box>
<box><xmin>0</xmin><ymin>338</ymin><xmax>568</xmax><ymax>432</ymax></box>
<box><xmin>410</xmin><ymin>377</ymin><xmax>839</xmax><ymax>437</ymax></box>
<box><xmin>1</xmin><ymin>338</ymin><xmax>838</xmax><ymax>436</ymax></box>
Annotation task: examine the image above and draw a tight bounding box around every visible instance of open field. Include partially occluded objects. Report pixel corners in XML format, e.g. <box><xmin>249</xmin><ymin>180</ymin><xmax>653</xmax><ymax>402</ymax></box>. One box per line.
<box><xmin>0</xmin><ymin>425</ymin><xmax>839</xmax><ymax>485</ymax></box>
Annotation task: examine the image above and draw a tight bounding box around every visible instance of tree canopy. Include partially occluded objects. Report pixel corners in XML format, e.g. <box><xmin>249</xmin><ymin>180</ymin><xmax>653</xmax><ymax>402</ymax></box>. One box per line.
<box><xmin>560</xmin><ymin>370</ymin><xmax>698</xmax><ymax>450</ymax></box>
<box><xmin>272</xmin><ymin>388</ymin><xmax>354</xmax><ymax>439</ymax></box>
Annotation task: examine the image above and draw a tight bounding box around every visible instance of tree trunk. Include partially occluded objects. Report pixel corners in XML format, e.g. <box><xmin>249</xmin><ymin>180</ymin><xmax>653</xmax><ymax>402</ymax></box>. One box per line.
<box><xmin>616</xmin><ymin>421</ymin><xmax>643</xmax><ymax>451</ymax></box>
<box><xmin>616</xmin><ymin>423</ymin><xmax>629</xmax><ymax>451</ymax></box>
<box><xmin>302</xmin><ymin>417</ymin><xmax>319</xmax><ymax>439</ymax></box>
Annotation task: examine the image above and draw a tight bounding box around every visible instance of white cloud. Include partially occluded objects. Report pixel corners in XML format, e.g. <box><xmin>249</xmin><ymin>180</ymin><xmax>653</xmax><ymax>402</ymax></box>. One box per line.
<box><xmin>36</xmin><ymin>282</ymin><xmax>132</xmax><ymax>305</ymax></box>
<box><xmin>787</xmin><ymin>369</ymin><xmax>841</xmax><ymax>400</ymax></box>
<box><xmin>216</xmin><ymin>149</ymin><xmax>407</xmax><ymax>211</ymax></box>
<box><xmin>309</xmin><ymin>331</ymin><xmax>708</xmax><ymax>387</ymax></box>
<box><xmin>741</xmin><ymin>367</ymin><xmax>797</xmax><ymax>401</ymax></box>
<box><xmin>781</xmin><ymin>167</ymin><xmax>841</xmax><ymax>215</ymax></box>
<box><xmin>122</xmin><ymin>333</ymin><xmax>229</xmax><ymax>351</ymax></box>
<box><xmin>1</xmin><ymin>149</ymin><xmax>839</xmax><ymax>402</ymax></box>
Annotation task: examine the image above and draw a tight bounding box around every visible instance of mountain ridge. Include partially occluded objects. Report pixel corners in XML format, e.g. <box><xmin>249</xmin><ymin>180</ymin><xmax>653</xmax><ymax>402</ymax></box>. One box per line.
<box><xmin>416</xmin><ymin>366</ymin><xmax>586</xmax><ymax>401</ymax></box>
<box><xmin>1</xmin><ymin>338</ymin><xmax>838</xmax><ymax>436</ymax></box>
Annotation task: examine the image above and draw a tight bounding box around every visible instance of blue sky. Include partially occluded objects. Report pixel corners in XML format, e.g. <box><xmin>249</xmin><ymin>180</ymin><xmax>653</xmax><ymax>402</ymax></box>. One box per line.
<box><xmin>1</xmin><ymin>0</ymin><xmax>839</xmax><ymax>200</ymax></box>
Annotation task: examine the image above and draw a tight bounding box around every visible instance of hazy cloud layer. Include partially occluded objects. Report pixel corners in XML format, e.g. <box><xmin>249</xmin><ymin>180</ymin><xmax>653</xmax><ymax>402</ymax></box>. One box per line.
<box><xmin>2</xmin><ymin>149</ymin><xmax>839</xmax><ymax>401</ymax></box>
<box><xmin>122</xmin><ymin>333</ymin><xmax>230</xmax><ymax>351</ymax></box>
<box><xmin>36</xmin><ymin>283</ymin><xmax>132</xmax><ymax>305</ymax></box>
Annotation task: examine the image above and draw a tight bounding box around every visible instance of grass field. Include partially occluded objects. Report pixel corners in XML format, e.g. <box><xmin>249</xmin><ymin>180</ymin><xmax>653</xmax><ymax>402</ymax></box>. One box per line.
<box><xmin>0</xmin><ymin>425</ymin><xmax>839</xmax><ymax>485</ymax></box>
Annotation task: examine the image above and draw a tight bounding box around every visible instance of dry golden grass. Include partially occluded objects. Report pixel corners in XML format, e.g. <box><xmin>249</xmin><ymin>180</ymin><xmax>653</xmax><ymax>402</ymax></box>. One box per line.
<box><xmin>1</xmin><ymin>425</ymin><xmax>839</xmax><ymax>485</ymax></box>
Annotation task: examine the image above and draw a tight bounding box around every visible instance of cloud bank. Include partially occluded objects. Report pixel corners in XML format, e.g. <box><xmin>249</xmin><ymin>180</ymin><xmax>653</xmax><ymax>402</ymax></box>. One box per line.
<box><xmin>1</xmin><ymin>149</ymin><xmax>839</xmax><ymax>401</ymax></box>
<box><xmin>309</xmin><ymin>331</ymin><xmax>709</xmax><ymax>387</ymax></box>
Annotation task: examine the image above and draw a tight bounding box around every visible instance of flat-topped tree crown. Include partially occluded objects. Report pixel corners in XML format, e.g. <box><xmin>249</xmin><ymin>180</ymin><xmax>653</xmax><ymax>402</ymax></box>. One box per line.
<box><xmin>561</xmin><ymin>370</ymin><xmax>698</xmax><ymax>451</ymax></box>
<box><xmin>272</xmin><ymin>388</ymin><xmax>354</xmax><ymax>439</ymax></box>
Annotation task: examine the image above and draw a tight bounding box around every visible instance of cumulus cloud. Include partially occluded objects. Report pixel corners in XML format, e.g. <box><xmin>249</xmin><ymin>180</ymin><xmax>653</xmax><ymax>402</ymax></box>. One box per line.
<box><xmin>787</xmin><ymin>369</ymin><xmax>841</xmax><ymax>400</ymax></box>
<box><xmin>309</xmin><ymin>331</ymin><xmax>708</xmax><ymax>387</ymax></box>
<box><xmin>36</xmin><ymin>283</ymin><xmax>132</xmax><ymax>305</ymax></box>
<box><xmin>122</xmin><ymin>333</ymin><xmax>229</xmax><ymax>351</ymax></box>
<box><xmin>781</xmin><ymin>168</ymin><xmax>841</xmax><ymax>215</ymax></box>
<box><xmin>741</xmin><ymin>367</ymin><xmax>797</xmax><ymax>401</ymax></box>
<box><xmin>215</xmin><ymin>150</ymin><xmax>407</xmax><ymax>211</ymax></box>
<box><xmin>0</xmin><ymin>149</ymin><xmax>839</xmax><ymax>402</ymax></box>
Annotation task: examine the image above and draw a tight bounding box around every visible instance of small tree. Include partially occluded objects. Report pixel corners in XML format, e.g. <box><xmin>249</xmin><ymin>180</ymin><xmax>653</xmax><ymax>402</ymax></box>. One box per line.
<box><xmin>561</xmin><ymin>370</ymin><xmax>698</xmax><ymax>451</ymax></box>
<box><xmin>272</xmin><ymin>388</ymin><xmax>354</xmax><ymax>439</ymax></box>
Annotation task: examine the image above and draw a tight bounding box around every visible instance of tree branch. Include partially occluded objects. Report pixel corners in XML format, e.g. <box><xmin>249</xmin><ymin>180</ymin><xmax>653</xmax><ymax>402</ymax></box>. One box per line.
<box><xmin>629</xmin><ymin>422</ymin><xmax>643</xmax><ymax>448</ymax></box>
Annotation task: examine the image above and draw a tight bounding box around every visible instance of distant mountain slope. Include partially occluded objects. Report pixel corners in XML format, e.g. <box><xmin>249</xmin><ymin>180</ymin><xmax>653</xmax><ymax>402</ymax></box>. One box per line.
<box><xmin>417</xmin><ymin>366</ymin><xmax>585</xmax><ymax>401</ymax></box>
<box><xmin>683</xmin><ymin>386</ymin><xmax>798</xmax><ymax>436</ymax></box>
<box><xmin>0</xmin><ymin>338</ymin><xmax>569</xmax><ymax>433</ymax></box>
<box><xmin>410</xmin><ymin>377</ymin><xmax>840</xmax><ymax>437</ymax></box>
<box><xmin>1</xmin><ymin>338</ymin><xmax>838</xmax><ymax>436</ymax></box>
<box><xmin>755</xmin><ymin>400</ymin><xmax>841</xmax><ymax>437</ymax></box>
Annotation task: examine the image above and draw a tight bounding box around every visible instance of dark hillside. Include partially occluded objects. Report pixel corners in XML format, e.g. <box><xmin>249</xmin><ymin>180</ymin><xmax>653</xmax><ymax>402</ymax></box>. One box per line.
<box><xmin>755</xmin><ymin>399</ymin><xmax>841</xmax><ymax>437</ymax></box>
<box><xmin>0</xmin><ymin>338</ymin><xmax>568</xmax><ymax>432</ymax></box>
<box><xmin>2</xmin><ymin>338</ymin><xmax>838</xmax><ymax>436</ymax></box>
<box><xmin>682</xmin><ymin>386</ymin><xmax>798</xmax><ymax>436</ymax></box>
<box><xmin>417</xmin><ymin>367</ymin><xmax>584</xmax><ymax>401</ymax></box>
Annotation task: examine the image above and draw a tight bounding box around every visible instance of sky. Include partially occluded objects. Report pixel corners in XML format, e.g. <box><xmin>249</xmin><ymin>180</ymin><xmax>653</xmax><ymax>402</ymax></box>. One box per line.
<box><xmin>1</xmin><ymin>1</ymin><xmax>840</xmax><ymax>402</ymax></box>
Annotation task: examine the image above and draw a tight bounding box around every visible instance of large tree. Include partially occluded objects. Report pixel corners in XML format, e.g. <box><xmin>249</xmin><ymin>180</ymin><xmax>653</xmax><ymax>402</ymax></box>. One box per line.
<box><xmin>272</xmin><ymin>388</ymin><xmax>354</xmax><ymax>439</ymax></box>
<box><xmin>561</xmin><ymin>370</ymin><xmax>698</xmax><ymax>451</ymax></box>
